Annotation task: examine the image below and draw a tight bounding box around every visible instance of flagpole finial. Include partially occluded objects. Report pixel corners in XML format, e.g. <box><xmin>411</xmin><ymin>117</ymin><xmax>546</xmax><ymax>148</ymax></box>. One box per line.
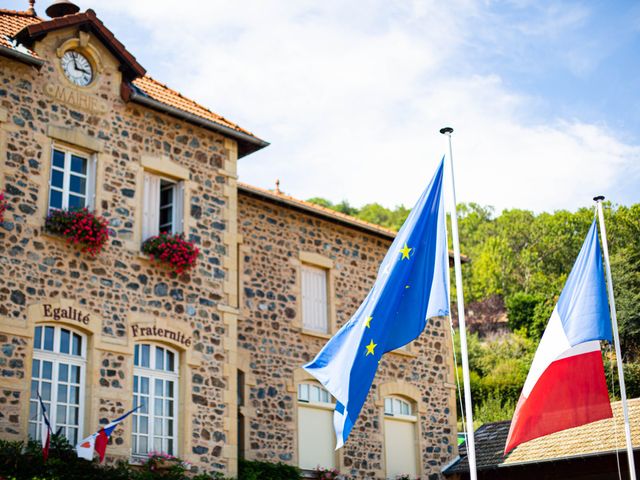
<box><xmin>593</xmin><ymin>195</ymin><xmax>605</xmax><ymax>202</ymax></box>
<box><xmin>440</xmin><ymin>127</ymin><xmax>454</xmax><ymax>135</ymax></box>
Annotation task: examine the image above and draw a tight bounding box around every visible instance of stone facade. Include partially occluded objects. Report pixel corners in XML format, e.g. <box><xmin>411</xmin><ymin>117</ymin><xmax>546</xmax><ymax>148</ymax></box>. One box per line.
<box><xmin>237</xmin><ymin>187</ymin><xmax>458</xmax><ymax>479</ymax></box>
<box><xmin>0</xmin><ymin>16</ymin><xmax>240</xmax><ymax>476</ymax></box>
<box><xmin>0</xmin><ymin>5</ymin><xmax>457</xmax><ymax>479</ymax></box>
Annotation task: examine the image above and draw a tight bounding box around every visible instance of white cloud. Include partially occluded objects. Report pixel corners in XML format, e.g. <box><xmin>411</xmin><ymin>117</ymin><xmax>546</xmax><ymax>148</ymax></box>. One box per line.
<box><xmin>91</xmin><ymin>0</ymin><xmax>640</xmax><ymax>213</ymax></box>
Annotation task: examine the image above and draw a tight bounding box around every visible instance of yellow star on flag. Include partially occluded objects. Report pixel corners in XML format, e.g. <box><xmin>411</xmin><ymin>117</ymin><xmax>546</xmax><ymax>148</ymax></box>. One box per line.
<box><xmin>365</xmin><ymin>339</ymin><xmax>377</xmax><ymax>356</ymax></box>
<box><xmin>399</xmin><ymin>243</ymin><xmax>412</xmax><ymax>260</ymax></box>
<box><xmin>364</xmin><ymin>316</ymin><xmax>372</xmax><ymax>328</ymax></box>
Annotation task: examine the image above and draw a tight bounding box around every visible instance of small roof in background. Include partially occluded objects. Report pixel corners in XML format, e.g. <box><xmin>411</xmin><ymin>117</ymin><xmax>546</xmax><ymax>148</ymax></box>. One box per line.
<box><xmin>444</xmin><ymin>398</ymin><xmax>640</xmax><ymax>475</ymax></box>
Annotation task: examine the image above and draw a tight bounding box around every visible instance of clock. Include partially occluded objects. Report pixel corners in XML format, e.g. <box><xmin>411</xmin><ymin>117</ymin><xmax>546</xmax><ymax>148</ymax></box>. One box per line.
<box><xmin>60</xmin><ymin>50</ymin><xmax>93</xmax><ymax>87</ymax></box>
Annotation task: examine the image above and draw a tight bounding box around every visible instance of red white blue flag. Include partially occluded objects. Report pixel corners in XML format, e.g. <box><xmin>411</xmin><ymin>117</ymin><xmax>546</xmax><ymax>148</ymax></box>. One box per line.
<box><xmin>505</xmin><ymin>220</ymin><xmax>613</xmax><ymax>453</ymax></box>
<box><xmin>37</xmin><ymin>392</ymin><xmax>52</xmax><ymax>462</ymax></box>
<box><xmin>76</xmin><ymin>405</ymin><xmax>141</xmax><ymax>462</ymax></box>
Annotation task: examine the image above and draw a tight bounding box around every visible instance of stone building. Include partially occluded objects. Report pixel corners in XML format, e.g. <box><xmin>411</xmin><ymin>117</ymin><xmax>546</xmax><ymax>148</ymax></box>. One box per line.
<box><xmin>0</xmin><ymin>2</ymin><xmax>457</xmax><ymax>478</ymax></box>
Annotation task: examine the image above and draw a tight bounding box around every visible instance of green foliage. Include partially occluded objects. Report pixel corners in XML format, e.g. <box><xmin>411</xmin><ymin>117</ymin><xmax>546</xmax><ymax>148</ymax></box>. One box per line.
<box><xmin>0</xmin><ymin>435</ymin><xmax>226</xmax><ymax>480</ymax></box>
<box><xmin>238</xmin><ymin>458</ymin><xmax>300</xmax><ymax>480</ymax></box>
<box><xmin>473</xmin><ymin>394</ymin><xmax>516</xmax><ymax>425</ymax></box>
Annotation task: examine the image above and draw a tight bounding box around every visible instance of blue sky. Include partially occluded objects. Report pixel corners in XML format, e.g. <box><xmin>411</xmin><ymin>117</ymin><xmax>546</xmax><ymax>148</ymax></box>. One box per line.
<box><xmin>9</xmin><ymin>0</ymin><xmax>640</xmax><ymax>213</ymax></box>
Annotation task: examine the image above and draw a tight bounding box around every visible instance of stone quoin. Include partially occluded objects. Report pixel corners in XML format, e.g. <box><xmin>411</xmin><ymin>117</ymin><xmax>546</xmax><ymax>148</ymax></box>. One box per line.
<box><xmin>0</xmin><ymin>2</ymin><xmax>457</xmax><ymax>479</ymax></box>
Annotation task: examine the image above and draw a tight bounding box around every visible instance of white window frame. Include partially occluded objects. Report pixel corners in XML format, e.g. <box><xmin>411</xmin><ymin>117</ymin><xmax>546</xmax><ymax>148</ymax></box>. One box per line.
<box><xmin>142</xmin><ymin>172</ymin><xmax>184</xmax><ymax>241</ymax></box>
<box><xmin>131</xmin><ymin>343</ymin><xmax>179</xmax><ymax>457</ymax></box>
<box><xmin>301</xmin><ymin>264</ymin><xmax>329</xmax><ymax>334</ymax></box>
<box><xmin>29</xmin><ymin>325</ymin><xmax>87</xmax><ymax>446</ymax></box>
<box><xmin>384</xmin><ymin>396</ymin><xmax>415</xmax><ymax>419</ymax></box>
<box><xmin>48</xmin><ymin>144</ymin><xmax>96</xmax><ymax>212</ymax></box>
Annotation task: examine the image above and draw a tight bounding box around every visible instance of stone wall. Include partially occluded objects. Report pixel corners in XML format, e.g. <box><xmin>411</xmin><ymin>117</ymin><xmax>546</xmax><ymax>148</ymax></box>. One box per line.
<box><xmin>0</xmin><ymin>25</ymin><xmax>240</xmax><ymax>475</ymax></box>
<box><xmin>238</xmin><ymin>192</ymin><xmax>458</xmax><ymax>479</ymax></box>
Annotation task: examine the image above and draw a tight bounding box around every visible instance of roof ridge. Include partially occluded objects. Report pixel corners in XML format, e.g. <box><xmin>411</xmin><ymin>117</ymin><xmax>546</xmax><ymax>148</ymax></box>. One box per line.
<box><xmin>0</xmin><ymin>9</ymin><xmax>38</xmax><ymax>17</ymax></box>
<box><xmin>238</xmin><ymin>181</ymin><xmax>398</xmax><ymax>236</ymax></box>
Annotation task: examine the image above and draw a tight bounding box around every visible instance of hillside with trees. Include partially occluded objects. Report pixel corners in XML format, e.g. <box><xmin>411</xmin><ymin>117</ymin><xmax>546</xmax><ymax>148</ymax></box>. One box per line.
<box><xmin>307</xmin><ymin>197</ymin><xmax>640</xmax><ymax>425</ymax></box>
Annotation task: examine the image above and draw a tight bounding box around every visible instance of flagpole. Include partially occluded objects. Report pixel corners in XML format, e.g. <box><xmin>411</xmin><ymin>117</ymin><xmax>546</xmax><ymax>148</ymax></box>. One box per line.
<box><xmin>594</xmin><ymin>195</ymin><xmax>637</xmax><ymax>480</ymax></box>
<box><xmin>440</xmin><ymin>127</ymin><xmax>477</xmax><ymax>480</ymax></box>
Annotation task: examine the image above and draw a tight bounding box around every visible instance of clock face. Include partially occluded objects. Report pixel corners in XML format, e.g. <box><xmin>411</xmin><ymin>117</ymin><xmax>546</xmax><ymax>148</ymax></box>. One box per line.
<box><xmin>60</xmin><ymin>51</ymin><xmax>93</xmax><ymax>87</ymax></box>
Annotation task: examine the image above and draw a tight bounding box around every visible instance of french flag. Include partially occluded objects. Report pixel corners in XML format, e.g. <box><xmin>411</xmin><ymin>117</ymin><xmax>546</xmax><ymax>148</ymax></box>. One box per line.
<box><xmin>37</xmin><ymin>392</ymin><xmax>52</xmax><ymax>462</ymax></box>
<box><xmin>505</xmin><ymin>220</ymin><xmax>613</xmax><ymax>454</ymax></box>
<box><xmin>77</xmin><ymin>405</ymin><xmax>140</xmax><ymax>462</ymax></box>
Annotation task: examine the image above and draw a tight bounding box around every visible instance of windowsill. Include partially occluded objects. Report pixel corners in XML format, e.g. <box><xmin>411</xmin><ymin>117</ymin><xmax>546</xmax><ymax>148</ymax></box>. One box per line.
<box><xmin>300</xmin><ymin>329</ymin><xmax>332</xmax><ymax>340</ymax></box>
<box><xmin>388</xmin><ymin>347</ymin><xmax>417</xmax><ymax>358</ymax></box>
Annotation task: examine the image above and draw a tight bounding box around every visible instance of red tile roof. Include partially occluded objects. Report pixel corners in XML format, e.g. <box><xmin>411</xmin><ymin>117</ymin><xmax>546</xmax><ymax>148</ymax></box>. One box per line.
<box><xmin>0</xmin><ymin>8</ymin><xmax>40</xmax><ymax>56</ymax></box>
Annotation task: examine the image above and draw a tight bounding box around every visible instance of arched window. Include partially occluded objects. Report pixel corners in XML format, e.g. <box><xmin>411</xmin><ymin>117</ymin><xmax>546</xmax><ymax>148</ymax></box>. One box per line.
<box><xmin>384</xmin><ymin>395</ymin><xmax>418</xmax><ymax>478</ymax></box>
<box><xmin>297</xmin><ymin>382</ymin><xmax>335</xmax><ymax>470</ymax></box>
<box><xmin>131</xmin><ymin>344</ymin><xmax>179</xmax><ymax>456</ymax></box>
<box><xmin>29</xmin><ymin>325</ymin><xmax>86</xmax><ymax>445</ymax></box>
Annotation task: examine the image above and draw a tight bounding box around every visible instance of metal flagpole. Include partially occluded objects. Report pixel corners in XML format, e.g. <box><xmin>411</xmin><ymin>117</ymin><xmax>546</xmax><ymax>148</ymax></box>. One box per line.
<box><xmin>440</xmin><ymin>127</ymin><xmax>477</xmax><ymax>480</ymax></box>
<box><xmin>594</xmin><ymin>195</ymin><xmax>637</xmax><ymax>480</ymax></box>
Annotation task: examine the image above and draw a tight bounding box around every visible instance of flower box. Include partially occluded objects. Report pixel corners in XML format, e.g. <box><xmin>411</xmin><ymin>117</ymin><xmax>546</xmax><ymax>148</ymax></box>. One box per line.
<box><xmin>141</xmin><ymin>233</ymin><xmax>199</xmax><ymax>275</ymax></box>
<box><xmin>45</xmin><ymin>208</ymin><xmax>110</xmax><ymax>256</ymax></box>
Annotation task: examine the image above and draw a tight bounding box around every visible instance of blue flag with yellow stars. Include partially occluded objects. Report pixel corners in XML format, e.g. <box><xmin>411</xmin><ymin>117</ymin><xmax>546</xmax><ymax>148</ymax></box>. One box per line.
<box><xmin>303</xmin><ymin>158</ymin><xmax>450</xmax><ymax>448</ymax></box>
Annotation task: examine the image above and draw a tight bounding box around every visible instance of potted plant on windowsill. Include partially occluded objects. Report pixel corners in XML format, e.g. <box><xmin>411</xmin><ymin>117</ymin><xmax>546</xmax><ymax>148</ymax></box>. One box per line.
<box><xmin>141</xmin><ymin>233</ymin><xmax>199</xmax><ymax>275</ymax></box>
<box><xmin>44</xmin><ymin>208</ymin><xmax>110</xmax><ymax>256</ymax></box>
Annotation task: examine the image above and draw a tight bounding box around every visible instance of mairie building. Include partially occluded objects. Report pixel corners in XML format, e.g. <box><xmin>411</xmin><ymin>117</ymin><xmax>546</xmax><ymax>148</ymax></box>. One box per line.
<box><xmin>0</xmin><ymin>2</ymin><xmax>457</xmax><ymax>478</ymax></box>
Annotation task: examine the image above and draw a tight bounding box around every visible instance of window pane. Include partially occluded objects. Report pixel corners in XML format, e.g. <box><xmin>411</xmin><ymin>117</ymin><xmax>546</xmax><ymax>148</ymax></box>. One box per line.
<box><xmin>52</xmin><ymin>150</ymin><xmax>65</xmax><ymax>168</ymax></box>
<box><xmin>58</xmin><ymin>364</ymin><xmax>68</xmax><ymax>382</ymax></box>
<box><xmin>56</xmin><ymin>404</ymin><xmax>66</xmax><ymax>424</ymax></box>
<box><xmin>166</xmin><ymin>381</ymin><xmax>173</xmax><ymax>397</ymax></box>
<box><xmin>72</xmin><ymin>334</ymin><xmax>82</xmax><ymax>356</ymax></box>
<box><xmin>139</xmin><ymin>436</ymin><xmax>148</xmax><ymax>453</ymax></box>
<box><xmin>70</xmin><ymin>386</ymin><xmax>79</xmax><ymax>404</ymax></box>
<box><xmin>29</xmin><ymin>401</ymin><xmax>37</xmax><ymax>420</ymax></box>
<box><xmin>140</xmin><ymin>417</ymin><xmax>148</xmax><ymax>434</ymax></box>
<box><xmin>154</xmin><ymin>418</ymin><xmax>162</xmax><ymax>436</ymax></box>
<box><xmin>134</xmin><ymin>345</ymin><xmax>139</xmax><ymax>367</ymax></box>
<box><xmin>43</xmin><ymin>327</ymin><xmax>54</xmax><ymax>351</ymax></box>
<box><xmin>68</xmin><ymin>194</ymin><xmax>85</xmax><ymax>209</ymax></box>
<box><xmin>70</xmin><ymin>155</ymin><xmax>87</xmax><ymax>174</ymax></box>
<box><xmin>385</xmin><ymin>398</ymin><xmax>392</xmax><ymax>414</ymax></box>
<box><xmin>59</xmin><ymin>329</ymin><xmax>70</xmax><ymax>354</ymax></box>
<box><xmin>68</xmin><ymin>427</ymin><xmax>78</xmax><ymax>445</ymax></box>
<box><xmin>42</xmin><ymin>361</ymin><xmax>53</xmax><ymax>380</ymax></box>
<box><xmin>155</xmin><ymin>348</ymin><xmax>164</xmax><ymax>371</ymax></box>
<box><xmin>71</xmin><ymin>365</ymin><xmax>80</xmax><ymax>383</ymax></box>
<box><xmin>32</xmin><ymin>359</ymin><xmax>40</xmax><ymax>379</ymax></box>
<box><xmin>134</xmin><ymin>376</ymin><xmax>139</xmax><ymax>393</ymax></box>
<box><xmin>159</xmin><ymin>206</ymin><xmax>173</xmax><ymax>232</ymax></box>
<box><xmin>166</xmin><ymin>351</ymin><xmax>175</xmax><ymax>372</ymax></box>
<box><xmin>41</xmin><ymin>381</ymin><xmax>51</xmax><ymax>400</ymax></box>
<box><xmin>34</xmin><ymin>327</ymin><xmax>42</xmax><ymax>350</ymax></box>
<box><xmin>160</xmin><ymin>183</ymin><xmax>174</xmax><ymax>206</ymax></box>
<box><xmin>51</xmin><ymin>169</ymin><xmax>64</xmax><ymax>189</ymax></box>
<box><xmin>141</xmin><ymin>377</ymin><xmax>149</xmax><ymax>395</ymax></box>
<box><xmin>69</xmin><ymin>406</ymin><xmax>79</xmax><ymax>424</ymax></box>
<box><xmin>155</xmin><ymin>398</ymin><xmax>163</xmax><ymax>416</ymax></box>
<box><xmin>69</xmin><ymin>175</ymin><xmax>86</xmax><ymax>195</ymax></box>
<box><xmin>167</xmin><ymin>438</ymin><xmax>174</xmax><ymax>455</ymax></box>
<box><xmin>165</xmin><ymin>400</ymin><xmax>173</xmax><ymax>416</ymax></box>
<box><xmin>154</xmin><ymin>437</ymin><xmax>162</xmax><ymax>451</ymax></box>
<box><xmin>49</xmin><ymin>189</ymin><xmax>63</xmax><ymax>210</ymax></box>
<box><xmin>30</xmin><ymin>381</ymin><xmax>38</xmax><ymax>399</ymax></box>
<box><xmin>141</xmin><ymin>345</ymin><xmax>150</xmax><ymax>368</ymax></box>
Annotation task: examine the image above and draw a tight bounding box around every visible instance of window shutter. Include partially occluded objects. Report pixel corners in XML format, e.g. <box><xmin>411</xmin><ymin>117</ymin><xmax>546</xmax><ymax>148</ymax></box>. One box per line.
<box><xmin>142</xmin><ymin>173</ymin><xmax>161</xmax><ymax>240</ymax></box>
<box><xmin>87</xmin><ymin>156</ymin><xmax>97</xmax><ymax>210</ymax></box>
<box><xmin>174</xmin><ymin>181</ymin><xmax>185</xmax><ymax>234</ymax></box>
<box><xmin>301</xmin><ymin>265</ymin><xmax>328</xmax><ymax>333</ymax></box>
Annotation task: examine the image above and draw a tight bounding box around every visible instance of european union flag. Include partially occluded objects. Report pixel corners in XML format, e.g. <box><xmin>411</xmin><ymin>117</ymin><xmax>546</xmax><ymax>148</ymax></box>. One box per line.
<box><xmin>303</xmin><ymin>159</ymin><xmax>450</xmax><ymax>447</ymax></box>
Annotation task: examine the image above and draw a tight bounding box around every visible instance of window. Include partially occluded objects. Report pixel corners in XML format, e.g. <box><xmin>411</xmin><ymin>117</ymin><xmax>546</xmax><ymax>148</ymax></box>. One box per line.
<box><xmin>48</xmin><ymin>146</ymin><xmax>95</xmax><ymax>212</ymax></box>
<box><xmin>142</xmin><ymin>172</ymin><xmax>184</xmax><ymax>240</ymax></box>
<box><xmin>29</xmin><ymin>325</ymin><xmax>86</xmax><ymax>445</ymax></box>
<box><xmin>132</xmin><ymin>344</ymin><xmax>179</xmax><ymax>456</ymax></box>
<box><xmin>384</xmin><ymin>396</ymin><xmax>418</xmax><ymax>478</ymax></box>
<box><xmin>297</xmin><ymin>382</ymin><xmax>335</xmax><ymax>470</ymax></box>
<box><xmin>301</xmin><ymin>265</ymin><xmax>329</xmax><ymax>333</ymax></box>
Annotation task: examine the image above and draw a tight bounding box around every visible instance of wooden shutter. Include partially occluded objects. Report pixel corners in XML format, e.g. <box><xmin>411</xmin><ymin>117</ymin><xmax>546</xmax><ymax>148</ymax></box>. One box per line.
<box><xmin>301</xmin><ymin>265</ymin><xmax>328</xmax><ymax>333</ymax></box>
<box><xmin>142</xmin><ymin>172</ymin><xmax>160</xmax><ymax>240</ymax></box>
<box><xmin>298</xmin><ymin>405</ymin><xmax>335</xmax><ymax>469</ymax></box>
<box><xmin>174</xmin><ymin>181</ymin><xmax>185</xmax><ymax>234</ymax></box>
<box><xmin>384</xmin><ymin>416</ymin><xmax>418</xmax><ymax>477</ymax></box>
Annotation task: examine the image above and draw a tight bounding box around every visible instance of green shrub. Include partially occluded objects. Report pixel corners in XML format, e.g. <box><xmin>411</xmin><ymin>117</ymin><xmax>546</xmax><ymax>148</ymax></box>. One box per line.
<box><xmin>238</xmin><ymin>458</ymin><xmax>300</xmax><ymax>480</ymax></box>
